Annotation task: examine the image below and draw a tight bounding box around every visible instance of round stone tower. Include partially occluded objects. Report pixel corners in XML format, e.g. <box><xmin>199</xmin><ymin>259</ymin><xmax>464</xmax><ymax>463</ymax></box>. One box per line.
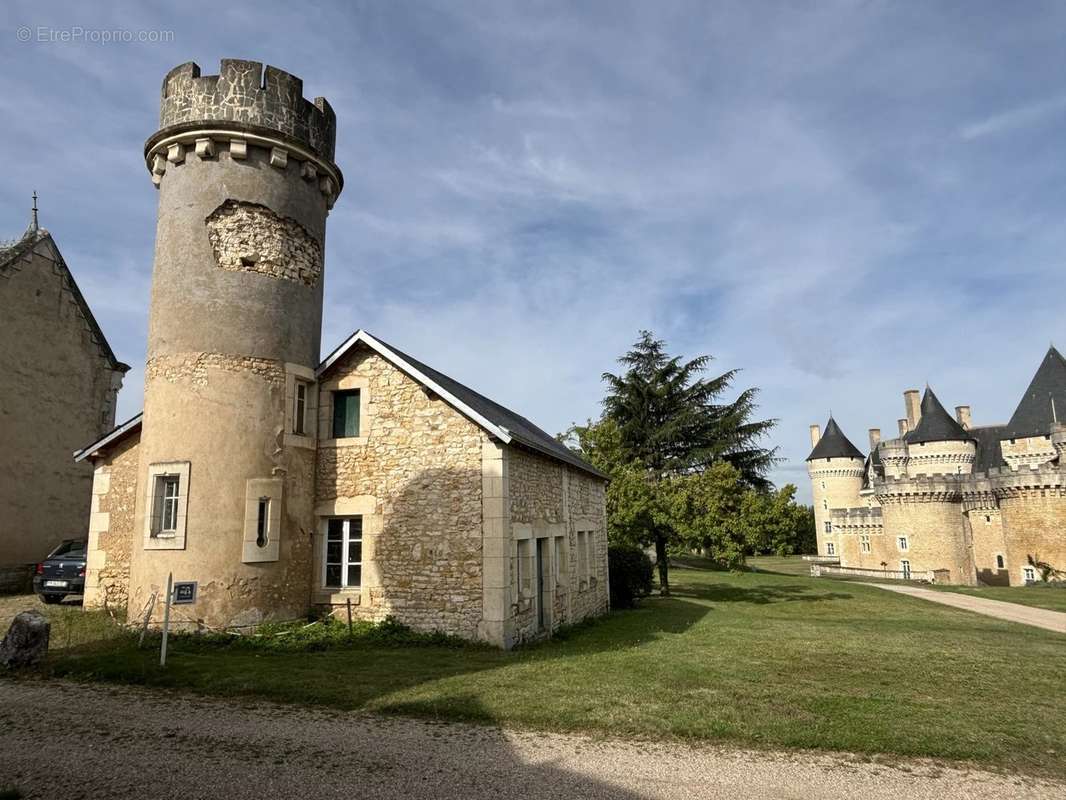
<box><xmin>128</xmin><ymin>60</ymin><xmax>343</xmax><ymax>627</ymax></box>
<box><xmin>806</xmin><ymin>418</ymin><xmax>865</xmax><ymax>558</ymax></box>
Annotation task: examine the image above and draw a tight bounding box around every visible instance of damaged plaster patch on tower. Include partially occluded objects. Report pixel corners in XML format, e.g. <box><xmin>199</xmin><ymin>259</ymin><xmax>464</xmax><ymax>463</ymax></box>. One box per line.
<box><xmin>206</xmin><ymin>199</ymin><xmax>322</xmax><ymax>287</ymax></box>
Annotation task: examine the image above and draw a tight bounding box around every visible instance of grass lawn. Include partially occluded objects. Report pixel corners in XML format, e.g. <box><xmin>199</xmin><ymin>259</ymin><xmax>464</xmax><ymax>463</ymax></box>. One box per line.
<box><xmin>746</xmin><ymin>554</ymin><xmax>816</xmax><ymax>576</ymax></box>
<box><xmin>11</xmin><ymin>566</ymin><xmax>1066</xmax><ymax>777</ymax></box>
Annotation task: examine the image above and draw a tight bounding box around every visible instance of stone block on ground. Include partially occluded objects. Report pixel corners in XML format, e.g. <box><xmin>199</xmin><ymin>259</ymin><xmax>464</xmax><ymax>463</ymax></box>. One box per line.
<box><xmin>0</xmin><ymin>610</ymin><xmax>51</xmax><ymax>669</ymax></box>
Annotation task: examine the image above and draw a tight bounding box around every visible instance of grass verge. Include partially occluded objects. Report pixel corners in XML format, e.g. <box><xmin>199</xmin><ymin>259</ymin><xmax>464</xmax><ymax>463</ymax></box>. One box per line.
<box><xmin>15</xmin><ymin>567</ymin><xmax>1066</xmax><ymax>778</ymax></box>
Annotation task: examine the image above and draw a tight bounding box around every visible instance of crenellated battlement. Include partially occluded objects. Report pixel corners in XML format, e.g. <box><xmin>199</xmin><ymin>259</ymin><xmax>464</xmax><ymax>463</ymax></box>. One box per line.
<box><xmin>154</xmin><ymin>60</ymin><xmax>336</xmax><ymax>161</ymax></box>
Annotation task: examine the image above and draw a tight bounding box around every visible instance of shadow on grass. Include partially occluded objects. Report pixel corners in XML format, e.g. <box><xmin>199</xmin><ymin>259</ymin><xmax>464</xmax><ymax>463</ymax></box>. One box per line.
<box><xmin>672</xmin><ymin>582</ymin><xmax>853</xmax><ymax>605</ymax></box>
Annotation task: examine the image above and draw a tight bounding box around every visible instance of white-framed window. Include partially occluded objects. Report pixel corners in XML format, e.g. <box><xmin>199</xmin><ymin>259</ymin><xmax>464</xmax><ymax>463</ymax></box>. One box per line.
<box><xmin>144</xmin><ymin>461</ymin><xmax>190</xmax><ymax>550</ymax></box>
<box><xmin>576</xmin><ymin>530</ymin><xmax>590</xmax><ymax>587</ymax></box>
<box><xmin>860</xmin><ymin>535</ymin><xmax>871</xmax><ymax>553</ymax></box>
<box><xmin>1022</xmin><ymin>566</ymin><xmax>1036</xmax><ymax>584</ymax></box>
<box><xmin>897</xmin><ymin>536</ymin><xmax>908</xmax><ymax>551</ymax></box>
<box><xmin>824</xmin><ymin>521</ymin><xmax>832</xmax><ymax>533</ymax></box>
<box><xmin>996</xmin><ymin>554</ymin><xmax>1005</xmax><ymax>569</ymax></box>
<box><xmin>900</xmin><ymin>559</ymin><xmax>911</xmax><ymax>579</ymax></box>
<box><xmin>516</xmin><ymin>538</ymin><xmax>531</xmax><ymax>598</ymax></box>
<box><xmin>293</xmin><ymin>380</ymin><xmax>310</xmax><ymax>435</ymax></box>
<box><xmin>324</xmin><ymin>517</ymin><xmax>362</xmax><ymax>589</ymax></box>
<box><xmin>826</xmin><ymin>542</ymin><xmax>836</xmax><ymax>556</ymax></box>
<box><xmin>153</xmin><ymin>475</ymin><xmax>180</xmax><ymax>536</ymax></box>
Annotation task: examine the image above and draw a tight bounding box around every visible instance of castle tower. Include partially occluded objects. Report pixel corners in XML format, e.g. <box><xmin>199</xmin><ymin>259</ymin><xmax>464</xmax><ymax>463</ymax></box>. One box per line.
<box><xmin>806</xmin><ymin>417</ymin><xmax>865</xmax><ymax>558</ymax></box>
<box><xmin>128</xmin><ymin>60</ymin><xmax>343</xmax><ymax>626</ymax></box>
<box><xmin>877</xmin><ymin>387</ymin><xmax>977</xmax><ymax>584</ymax></box>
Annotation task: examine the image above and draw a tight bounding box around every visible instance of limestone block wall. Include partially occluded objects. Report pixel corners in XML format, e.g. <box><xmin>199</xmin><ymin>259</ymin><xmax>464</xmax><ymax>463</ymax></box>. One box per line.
<box><xmin>0</xmin><ymin>235</ymin><xmax>125</xmax><ymax>567</ymax></box>
<box><xmin>808</xmin><ymin>457</ymin><xmax>864</xmax><ymax>557</ymax></box>
<box><xmin>507</xmin><ymin>446</ymin><xmax>608</xmax><ymax>644</ymax></box>
<box><xmin>1001</xmin><ymin>436</ymin><xmax>1057</xmax><ymax>472</ymax></box>
<box><xmin>314</xmin><ymin>348</ymin><xmax>485</xmax><ymax>637</ymax></box>
<box><xmin>967</xmin><ymin>507</ymin><xmax>1010</xmax><ymax>585</ymax></box>
<box><xmin>877</xmin><ymin>496</ymin><xmax>976</xmax><ymax>585</ymax></box>
<box><xmin>83</xmin><ymin>435</ymin><xmax>139</xmax><ymax>609</ymax></box>
<box><xmin>906</xmin><ymin>440</ymin><xmax>975</xmax><ymax>477</ymax></box>
<box><xmin>998</xmin><ymin>487</ymin><xmax>1066</xmax><ymax>585</ymax></box>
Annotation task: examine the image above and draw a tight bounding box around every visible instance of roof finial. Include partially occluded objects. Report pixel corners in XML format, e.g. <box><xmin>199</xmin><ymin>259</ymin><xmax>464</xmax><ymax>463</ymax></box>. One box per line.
<box><xmin>30</xmin><ymin>191</ymin><xmax>38</xmax><ymax>232</ymax></box>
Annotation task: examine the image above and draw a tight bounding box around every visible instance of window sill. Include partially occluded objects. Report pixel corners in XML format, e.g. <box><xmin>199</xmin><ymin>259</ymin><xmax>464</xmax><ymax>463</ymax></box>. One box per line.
<box><xmin>313</xmin><ymin>587</ymin><xmax>363</xmax><ymax>605</ymax></box>
<box><xmin>284</xmin><ymin>432</ymin><xmax>316</xmax><ymax>450</ymax></box>
<box><xmin>319</xmin><ymin>436</ymin><xmax>368</xmax><ymax>448</ymax></box>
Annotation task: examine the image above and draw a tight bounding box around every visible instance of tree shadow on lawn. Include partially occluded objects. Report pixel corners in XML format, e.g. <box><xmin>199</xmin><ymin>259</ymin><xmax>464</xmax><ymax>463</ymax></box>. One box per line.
<box><xmin>671</xmin><ymin>582</ymin><xmax>853</xmax><ymax>605</ymax></box>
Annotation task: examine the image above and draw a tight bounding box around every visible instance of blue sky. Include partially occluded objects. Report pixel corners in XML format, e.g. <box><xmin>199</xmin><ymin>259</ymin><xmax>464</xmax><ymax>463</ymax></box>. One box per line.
<box><xmin>3</xmin><ymin>1</ymin><xmax>1066</xmax><ymax>502</ymax></box>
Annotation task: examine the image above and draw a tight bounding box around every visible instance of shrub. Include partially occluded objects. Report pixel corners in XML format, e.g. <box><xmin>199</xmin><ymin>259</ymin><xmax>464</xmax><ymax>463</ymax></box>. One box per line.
<box><xmin>608</xmin><ymin>543</ymin><xmax>654</xmax><ymax>608</ymax></box>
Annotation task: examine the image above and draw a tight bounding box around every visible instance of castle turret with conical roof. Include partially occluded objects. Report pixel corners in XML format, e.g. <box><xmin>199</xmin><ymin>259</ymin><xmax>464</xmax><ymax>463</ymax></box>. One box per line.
<box><xmin>905</xmin><ymin>387</ymin><xmax>976</xmax><ymax>477</ymax></box>
<box><xmin>806</xmin><ymin>417</ymin><xmax>865</xmax><ymax>558</ymax></box>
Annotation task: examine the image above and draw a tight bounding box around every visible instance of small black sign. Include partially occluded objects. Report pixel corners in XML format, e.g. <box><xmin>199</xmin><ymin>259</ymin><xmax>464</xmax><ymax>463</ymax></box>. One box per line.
<box><xmin>173</xmin><ymin>581</ymin><xmax>197</xmax><ymax>605</ymax></box>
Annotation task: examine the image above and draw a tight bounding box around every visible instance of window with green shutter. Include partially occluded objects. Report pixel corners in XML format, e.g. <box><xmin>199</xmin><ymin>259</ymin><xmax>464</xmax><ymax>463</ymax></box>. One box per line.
<box><xmin>332</xmin><ymin>389</ymin><xmax>360</xmax><ymax>438</ymax></box>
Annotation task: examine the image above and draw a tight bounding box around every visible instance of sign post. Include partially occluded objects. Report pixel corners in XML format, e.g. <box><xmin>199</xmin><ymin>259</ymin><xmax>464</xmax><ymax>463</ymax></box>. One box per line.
<box><xmin>160</xmin><ymin>572</ymin><xmax>173</xmax><ymax>667</ymax></box>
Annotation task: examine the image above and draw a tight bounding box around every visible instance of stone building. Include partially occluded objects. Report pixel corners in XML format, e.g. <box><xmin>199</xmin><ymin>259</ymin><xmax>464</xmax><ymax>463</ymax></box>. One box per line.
<box><xmin>73</xmin><ymin>59</ymin><xmax>609</xmax><ymax>647</ymax></box>
<box><xmin>808</xmin><ymin>347</ymin><xmax>1066</xmax><ymax>586</ymax></box>
<box><xmin>0</xmin><ymin>210</ymin><xmax>128</xmax><ymax>590</ymax></box>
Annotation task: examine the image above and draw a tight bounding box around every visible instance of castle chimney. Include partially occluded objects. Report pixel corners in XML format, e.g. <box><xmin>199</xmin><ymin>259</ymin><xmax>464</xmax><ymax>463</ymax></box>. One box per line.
<box><xmin>955</xmin><ymin>405</ymin><xmax>971</xmax><ymax>430</ymax></box>
<box><xmin>904</xmin><ymin>389</ymin><xmax>921</xmax><ymax>431</ymax></box>
<box><xmin>868</xmin><ymin>428</ymin><xmax>881</xmax><ymax>450</ymax></box>
<box><xmin>809</xmin><ymin>424</ymin><xmax>821</xmax><ymax>448</ymax></box>
<box><xmin>898</xmin><ymin>418</ymin><xmax>909</xmax><ymax>436</ymax></box>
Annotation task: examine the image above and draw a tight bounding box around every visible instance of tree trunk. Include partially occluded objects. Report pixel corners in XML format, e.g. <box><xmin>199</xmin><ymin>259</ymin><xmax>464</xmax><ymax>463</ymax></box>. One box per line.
<box><xmin>655</xmin><ymin>534</ymin><xmax>670</xmax><ymax>596</ymax></box>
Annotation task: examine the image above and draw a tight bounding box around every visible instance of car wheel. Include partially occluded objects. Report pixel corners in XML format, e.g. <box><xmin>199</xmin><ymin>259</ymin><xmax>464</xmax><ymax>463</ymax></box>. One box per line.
<box><xmin>39</xmin><ymin>594</ymin><xmax>63</xmax><ymax>605</ymax></box>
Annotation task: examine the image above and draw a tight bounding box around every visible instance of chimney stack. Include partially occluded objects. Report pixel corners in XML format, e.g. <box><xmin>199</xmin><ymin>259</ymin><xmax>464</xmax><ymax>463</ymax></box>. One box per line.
<box><xmin>898</xmin><ymin>418</ymin><xmax>909</xmax><ymax>437</ymax></box>
<box><xmin>809</xmin><ymin>424</ymin><xmax>821</xmax><ymax>448</ymax></box>
<box><xmin>868</xmin><ymin>428</ymin><xmax>881</xmax><ymax>450</ymax></box>
<box><xmin>955</xmin><ymin>405</ymin><xmax>971</xmax><ymax>430</ymax></box>
<box><xmin>904</xmin><ymin>389</ymin><xmax>921</xmax><ymax>431</ymax></box>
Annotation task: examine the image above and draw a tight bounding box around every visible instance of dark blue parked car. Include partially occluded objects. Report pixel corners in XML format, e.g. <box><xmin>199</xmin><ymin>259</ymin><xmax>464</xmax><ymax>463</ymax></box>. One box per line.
<box><xmin>33</xmin><ymin>539</ymin><xmax>87</xmax><ymax>604</ymax></box>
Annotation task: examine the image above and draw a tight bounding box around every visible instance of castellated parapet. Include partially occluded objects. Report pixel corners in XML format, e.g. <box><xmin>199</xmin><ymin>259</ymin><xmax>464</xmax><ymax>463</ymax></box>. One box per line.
<box><xmin>144</xmin><ymin>60</ymin><xmax>342</xmax><ymax>208</ymax></box>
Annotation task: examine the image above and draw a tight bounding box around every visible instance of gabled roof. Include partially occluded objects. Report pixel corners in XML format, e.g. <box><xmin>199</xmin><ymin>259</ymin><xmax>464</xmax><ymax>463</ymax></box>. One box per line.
<box><xmin>2</xmin><ymin>228</ymin><xmax>129</xmax><ymax>374</ymax></box>
<box><xmin>318</xmin><ymin>330</ymin><xmax>608</xmax><ymax>479</ymax></box>
<box><xmin>906</xmin><ymin>387</ymin><xmax>973</xmax><ymax>444</ymax></box>
<box><xmin>74</xmin><ymin>413</ymin><xmax>143</xmax><ymax>462</ymax></box>
<box><xmin>806</xmin><ymin>417</ymin><xmax>863</xmax><ymax>461</ymax></box>
<box><xmin>1004</xmin><ymin>346</ymin><xmax>1066</xmax><ymax>439</ymax></box>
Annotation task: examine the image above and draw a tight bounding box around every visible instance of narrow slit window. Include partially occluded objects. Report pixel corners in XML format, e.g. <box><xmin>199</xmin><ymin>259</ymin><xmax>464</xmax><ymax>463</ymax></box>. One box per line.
<box><xmin>293</xmin><ymin>381</ymin><xmax>308</xmax><ymax>435</ymax></box>
<box><xmin>996</xmin><ymin>554</ymin><xmax>1005</xmax><ymax>569</ymax></box>
<box><xmin>256</xmin><ymin>498</ymin><xmax>270</xmax><ymax>548</ymax></box>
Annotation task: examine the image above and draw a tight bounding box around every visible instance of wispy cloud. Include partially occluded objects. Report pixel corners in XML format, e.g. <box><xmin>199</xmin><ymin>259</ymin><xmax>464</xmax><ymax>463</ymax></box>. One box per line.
<box><xmin>2</xmin><ymin>0</ymin><xmax>1065</xmax><ymax>504</ymax></box>
<box><xmin>960</xmin><ymin>95</ymin><xmax>1066</xmax><ymax>140</ymax></box>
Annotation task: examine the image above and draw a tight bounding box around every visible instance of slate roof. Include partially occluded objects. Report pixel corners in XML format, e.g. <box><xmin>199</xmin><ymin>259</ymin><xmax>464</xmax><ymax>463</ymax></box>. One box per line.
<box><xmin>906</xmin><ymin>387</ymin><xmax>973</xmax><ymax>445</ymax></box>
<box><xmin>969</xmin><ymin>425</ymin><xmax>1006</xmax><ymax>474</ymax></box>
<box><xmin>1003</xmin><ymin>346</ymin><xmax>1066</xmax><ymax>439</ymax></box>
<box><xmin>806</xmin><ymin>417</ymin><xmax>864</xmax><ymax>461</ymax></box>
<box><xmin>318</xmin><ymin>330</ymin><xmax>608</xmax><ymax>480</ymax></box>
<box><xmin>73</xmin><ymin>413</ymin><xmax>143</xmax><ymax>462</ymax></box>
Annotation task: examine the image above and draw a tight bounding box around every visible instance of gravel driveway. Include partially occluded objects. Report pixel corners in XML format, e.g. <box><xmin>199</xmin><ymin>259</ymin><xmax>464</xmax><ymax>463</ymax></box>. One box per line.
<box><xmin>0</xmin><ymin>680</ymin><xmax>1060</xmax><ymax>799</ymax></box>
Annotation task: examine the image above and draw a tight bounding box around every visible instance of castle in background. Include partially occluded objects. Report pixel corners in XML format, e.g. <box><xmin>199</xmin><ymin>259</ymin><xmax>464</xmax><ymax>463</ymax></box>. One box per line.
<box><xmin>74</xmin><ymin>59</ymin><xmax>608</xmax><ymax>647</ymax></box>
<box><xmin>807</xmin><ymin>347</ymin><xmax>1066</xmax><ymax>586</ymax></box>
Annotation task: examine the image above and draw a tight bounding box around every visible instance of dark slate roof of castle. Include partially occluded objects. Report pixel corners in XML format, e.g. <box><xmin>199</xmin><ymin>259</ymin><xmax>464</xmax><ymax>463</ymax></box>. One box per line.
<box><xmin>1003</xmin><ymin>346</ymin><xmax>1066</xmax><ymax>439</ymax></box>
<box><xmin>806</xmin><ymin>417</ymin><xmax>864</xmax><ymax>461</ymax></box>
<box><xmin>905</xmin><ymin>387</ymin><xmax>973</xmax><ymax>444</ymax></box>
<box><xmin>970</xmin><ymin>425</ymin><xmax>1006</xmax><ymax>474</ymax></box>
<box><xmin>317</xmin><ymin>330</ymin><xmax>608</xmax><ymax>480</ymax></box>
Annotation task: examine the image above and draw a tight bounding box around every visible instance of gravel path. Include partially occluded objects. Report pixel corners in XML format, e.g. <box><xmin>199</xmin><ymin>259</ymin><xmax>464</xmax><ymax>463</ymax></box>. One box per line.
<box><xmin>865</xmin><ymin>583</ymin><xmax>1066</xmax><ymax>633</ymax></box>
<box><xmin>0</xmin><ymin>680</ymin><xmax>1060</xmax><ymax>799</ymax></box>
